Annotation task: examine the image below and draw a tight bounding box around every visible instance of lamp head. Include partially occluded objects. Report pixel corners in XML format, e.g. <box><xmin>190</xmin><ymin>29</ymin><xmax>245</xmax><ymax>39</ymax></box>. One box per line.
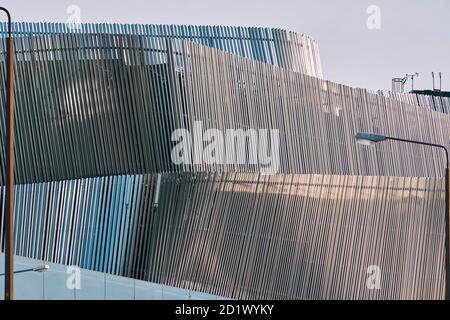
<box><xmin>355</xmin><ymin>132</ymin><xmax>387</xmax><ymax>146</ymax></box>
<box><xmin>33</xmin><ymin>265</ymin><xmax>50</xmax><ymax>273</ymax></box>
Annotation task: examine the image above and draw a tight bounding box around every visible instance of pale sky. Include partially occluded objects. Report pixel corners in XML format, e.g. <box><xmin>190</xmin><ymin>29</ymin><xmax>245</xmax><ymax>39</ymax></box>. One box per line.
<box><xmin>1</xmin><ymin>0</ymin><xmax>449</xmax><ymax>91</ymax></box>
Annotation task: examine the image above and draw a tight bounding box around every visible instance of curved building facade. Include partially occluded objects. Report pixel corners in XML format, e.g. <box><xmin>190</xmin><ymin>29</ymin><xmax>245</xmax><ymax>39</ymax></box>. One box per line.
<box><xmin>0</xmin><ymin>23</ymin><xmax>448</xmax><ymax>299</ymax></box>
<box><xmin>2</xmin><ymin>22</ymin><xmax>323</xmax><ymax>77</ymax></box>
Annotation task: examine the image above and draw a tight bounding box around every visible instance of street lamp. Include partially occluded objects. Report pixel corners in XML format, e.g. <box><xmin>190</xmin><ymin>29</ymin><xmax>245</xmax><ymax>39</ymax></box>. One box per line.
<box><xmin>355</xmin><ymin>131</ymin><xmax>450</xmax><ymax>300</ymax></box>
<box><xmin>0</xmin><ymin>265</ymin><xmax>49</xmax><ymax>276</ymax></box>
<box><xmin>0</xmin><ymin>6</ymin><xmax>15</xmax><ymax>301</ymax></box>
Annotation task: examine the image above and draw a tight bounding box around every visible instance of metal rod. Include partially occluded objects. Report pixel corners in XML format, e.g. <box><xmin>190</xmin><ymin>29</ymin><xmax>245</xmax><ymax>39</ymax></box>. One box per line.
<box><xmin>385</xmin><ymin>136</ymin><xmax>449</xmax><ymax>169</ymax></box>
<box><xmin>0</xmin><ymin>6</ymin><xmax>14</xmax><ymax>301</ymax></box>
<box><xmin>432</xmin><ymin>72</ymin><xmax>435</xmax><ymax>91</ymax></box>
<box><xmin>446</xmin><ymin>168</ymin><xmax>450</xmax><ymax>300</ymax></box>
<box><xmin>0</xmin><ymin>268</ymin><xmax>33</xmax><ymax>276</ymax></box>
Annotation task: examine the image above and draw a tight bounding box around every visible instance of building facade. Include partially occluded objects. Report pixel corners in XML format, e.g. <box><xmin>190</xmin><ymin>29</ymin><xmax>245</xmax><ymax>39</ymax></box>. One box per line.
<box><xmin>0</xmin><ymin>23</ymin><xmax>449</xmax><ymax>299</ymax></box>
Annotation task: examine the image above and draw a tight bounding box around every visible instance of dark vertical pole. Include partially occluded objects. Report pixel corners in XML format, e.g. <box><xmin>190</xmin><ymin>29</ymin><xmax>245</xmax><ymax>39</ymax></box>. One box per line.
<box><xmin>4</xmin><ymin>36</ymin><xmax>14</xmax><ymax>301</ymax></box>
<box><xmin>445</xmin><ymin>168</ymin><xmax>450</xmax><ymax>300</ymax></box>
<box><xmin>1</xmin><ymin>7</ymin><xmax>14</xmax><ymax>301</ymax></box>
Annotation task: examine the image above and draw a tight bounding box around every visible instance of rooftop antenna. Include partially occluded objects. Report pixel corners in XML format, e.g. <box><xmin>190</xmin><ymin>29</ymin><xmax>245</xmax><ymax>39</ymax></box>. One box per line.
<box><xmin>406</xmin><ymin>72</ymin><xmax>419</xmax><ymax>91</ymax></box>
<box><xmin>432</xmin><ymin>72</ymin><xmax>435</xmax><ymax>90</ymax></box>
<box><xmin>439</xmin><ymin>72</ymin><xmax>442</xmax><ymax>91</ymax></box>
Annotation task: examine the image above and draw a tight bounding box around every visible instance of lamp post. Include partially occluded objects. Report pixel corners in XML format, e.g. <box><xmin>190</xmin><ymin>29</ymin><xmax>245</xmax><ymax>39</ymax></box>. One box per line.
<box><xmin>0</xmin><ymin>265</ymin><xmax>49</xmax><ymax>276</ymax></box>
<box><xmin>355</xmin><ymin>132</ymin><xmax>450</xmax><ymax>300</ymax></box>
<box><xmin>0</xmin><ymin>7</ymin><xmax>15</xmax><ymax>301</ymax></box>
